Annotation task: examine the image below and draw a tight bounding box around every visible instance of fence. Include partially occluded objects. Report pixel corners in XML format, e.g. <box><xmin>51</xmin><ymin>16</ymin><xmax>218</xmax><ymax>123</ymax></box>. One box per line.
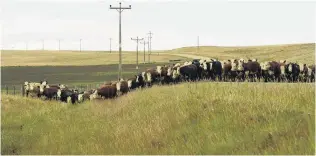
<box><xmin>1</xmin><ymin>83</ymin><xmax>105</xmax><ymax>96</ymax></box>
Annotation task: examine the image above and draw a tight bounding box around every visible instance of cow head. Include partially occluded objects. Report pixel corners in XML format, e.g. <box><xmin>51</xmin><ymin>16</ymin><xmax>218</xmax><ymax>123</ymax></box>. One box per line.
<box><xmin>172</xmin><ymin>69</ymin><xmax>179</xmax><ymax>80</ymax></box>
<box><xmin>199</xmin><ymin>59</ymin><xmax>205</xmax><ymax>65</ymax></box>
<box><xmin>24</xmin><ymin>81</ymin><xmax>30</xmax><ymax>91</ymax></box>
<box><xmin>231</xmin><ymin>62</ymin><xmax>238</xmax><ymax>71</ymax></box>
<box><xmin>41</xmin><ymin>80</ymin><xmax>47</xmax><ymax>86</ymax></box>
<box><xmin>67</xmin><ymin>96</ymin><xmax>72</xmax><ymax>103</ymax></box>
<box><xmin>288</xmin><ymin>63</ymin><xmax>293</xmax><ymax>72</ymax></box>
<box><xmin>57</xmin><ymin>89</ymin><xmax>62</xmax><ymax>99</ymax></box>
<box><xmin>89</xmin><ymin>90</ymin><xmax>98</xmax><ymax>100</ymax></box>
<box><xmin>167</xmin><ymin>67</ymin><xmax>173</xmax><ymax>76</ymax></box>
<box><xmin>116</xmin><ymin>82</ymin><xmax>121</xmax><ymax>91</ymax></box>
<box><xmin>157</xmin><ymin>66</ymin><xmax>162</xmax><ymax>75</ymax></box>
<box><xmin>127</xmin><ymin>80</ymin><xmax>133</xmax><ymax>88</ymax></box>
<box><xmin>174</xmin><ymin>63</ymin><xmax>181</xmax><ymax>68</ymax></box>
<box><xmin>78</xmin><ymin>93</ymin><xmax>84</xmax><ymax>103</ymax></box>
<box><xmin>237</xmin><ymin>62</ymin><xmax>244</xmax><ymax>71</ymax></box>
<box><xmin>146</xmin><ymin>72</ymin><xmax>152</xmax><ymax>82</ymax></box>
<box><xmin>39</xmin><ymin>85</ymin><xmax>44</xmax><ymax>93</ymax></box>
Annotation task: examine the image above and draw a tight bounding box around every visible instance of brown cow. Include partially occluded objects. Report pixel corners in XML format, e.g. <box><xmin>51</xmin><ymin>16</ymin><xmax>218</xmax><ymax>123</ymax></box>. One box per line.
<box><xmin>223</xmin><ymin>61</ymin><xmax>233</xmax><ymax>82</ymax></box>
<box><xmin>145</xmin><ymin>68</ymin><xmax>159</xmax><ymax>86</ymax></box>
<box><xmin>90</xmin><ymin>83</ymin><xmax>117</xmax><ymax>99</ymax></box>
<box><xmin>116</xmin><ymin>80</ymin><xmax>129</xmax><ymax>95</ymax></box>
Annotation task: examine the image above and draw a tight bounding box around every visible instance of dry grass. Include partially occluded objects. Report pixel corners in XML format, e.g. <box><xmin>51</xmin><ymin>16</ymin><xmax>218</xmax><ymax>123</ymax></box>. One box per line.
<box><xmin>2</xmin><ymin>43</ymin><xmax>315</xmax><ymax>66</ymax></box>
<box><xmin>1</xmin><ymin>82</ymin><xmax>315</xmax><ymax>155</ymax></box>
<box><xmin>0</xmin><ymin>50</ymin><xmax>187</xmax><ymax>66</ymax></box>
<box><xmin>163</xmin><ymin>43</ymin><xmax>315</xmax><ymax>65</ymax></box>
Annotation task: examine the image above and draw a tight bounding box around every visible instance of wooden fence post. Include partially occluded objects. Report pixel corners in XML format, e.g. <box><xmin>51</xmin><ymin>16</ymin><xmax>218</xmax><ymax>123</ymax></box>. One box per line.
<box><xmin>21</xmin><ymin>85</ymin><xmax>25</xmax><ymax>97</ymax></box>
<box><xmin>5</xmin><ymin>85</ymin><xmax>8</xmax><ymax>95</ymax></box>
<box><xmin>13</xmin><ymin>86</ymin><xmax>16</xmax><ymax>95</ymax></box>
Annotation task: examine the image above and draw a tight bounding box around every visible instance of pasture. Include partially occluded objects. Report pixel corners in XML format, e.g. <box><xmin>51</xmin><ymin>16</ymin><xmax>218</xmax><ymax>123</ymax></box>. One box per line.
<box><xmin>1</xmin><ymin>82</ymin><xmax>315</xmax><ymax>155</ymax></box>
<box><xmin>1</xmin><ymin>43</ymin><xmax>315</xmax><ymax>155</ymax></box>
<box><xmin>1</xmin><ymin>63</ymin><xmax>175</xmax><ymax>94</ymax></box>
<box><xmin>165</xmin><ymin>43</ymin><xmax>315</xmax><ymax>65</ymax></box>
<box><xmin>0</xmin><ymin>50</ymin><xmax>188</xmax><ymax>66</ymax></box>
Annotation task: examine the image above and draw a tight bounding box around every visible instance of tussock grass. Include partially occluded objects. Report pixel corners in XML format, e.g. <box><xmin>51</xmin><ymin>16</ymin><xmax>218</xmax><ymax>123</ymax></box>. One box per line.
<box><xmin>1</xmin><ymin>82</ymin><xmax>315</xmax><ymax>154</ymax></box>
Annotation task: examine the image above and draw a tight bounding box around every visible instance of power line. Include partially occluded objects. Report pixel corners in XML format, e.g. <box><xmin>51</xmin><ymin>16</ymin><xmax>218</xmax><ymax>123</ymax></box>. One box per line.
<box><xmin>131</xmin><ymin>36</ymin><xmax>144</xmax><ymax>74</ymax></box>
<box><xmin>140</xmin><ymin>40</ymin><xmax>148</xmax><ymax>64</ymax></box>
<box><xmin>110</xmin><ymin>2</ymin><xmax>132</xmax><ymax>81</ymax></box>
<box><xmin>147</xmin><ymin>31</ymin><xmax>153</xmax><ymax>63</ymax></box>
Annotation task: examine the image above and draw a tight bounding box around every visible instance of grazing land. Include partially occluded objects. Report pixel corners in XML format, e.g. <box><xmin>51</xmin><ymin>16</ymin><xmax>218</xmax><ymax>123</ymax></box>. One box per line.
<box><xmin>164</xmin><ymin>43</ymin><xmax>315</xmax><ymax>65</ymax></box>
<box><xmin>0</xmin><ymin>50</ymin><xmax>188</xmax><ymax>66</ymax></box>
<box><xmin>1</xmin><ymin>43</ymin><xmax>315</xmax><ymax>155</ymax></box>
<box><xmin>1</xmin><ymin>82</ymin><xmax>315</xmax><ymax>155</ymax></box>
<box><xmin>1</xmin><ymin>63</ymin><xmax>174</xmax><ymax>93</ymax></box>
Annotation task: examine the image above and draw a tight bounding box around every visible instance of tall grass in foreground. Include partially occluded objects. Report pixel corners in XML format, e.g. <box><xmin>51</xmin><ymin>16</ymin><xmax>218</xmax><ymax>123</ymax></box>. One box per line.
<box><xmin>1</xmin><ymin>82</ymin><xmax>315</xmax><ymax>155</ymax></box>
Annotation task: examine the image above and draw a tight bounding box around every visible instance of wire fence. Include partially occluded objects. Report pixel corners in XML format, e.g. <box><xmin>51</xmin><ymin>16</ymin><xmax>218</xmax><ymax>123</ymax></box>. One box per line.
<box><xmin>1</xmin><ymin>83</ymin><xmax>106</xmax><ymax>96</ymax></box>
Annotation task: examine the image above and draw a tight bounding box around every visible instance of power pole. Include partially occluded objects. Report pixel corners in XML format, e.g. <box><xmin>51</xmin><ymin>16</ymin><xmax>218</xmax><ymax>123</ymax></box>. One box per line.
<box><xmin>58</xmin><ymin>39</ymin><xmax>61</xmax><ymax>51</ymax></box>
<box><xmin>110</xmin><ymin>2</ymin><xmax>132</xmax><ymax>81</ymax></box>
<box><xmin>131</xmin><ymin>36</ymin><xmax>143</xmax><ymax>74</ymax></box>
<box><xmin>109</xmin><ymin>38</ymin><xmax>112</xmax><ymax>53</ymax></box>
<box><xmin>42</xmin><ymin>39</ymin><xmax>44</xmax><ymax>50</ymax></box>
<box><xmin>140</xmin><ymin>40</ymin><xmax>148</xmax><ymax>64</ymax></box>
<box><xmin>80</xmin><ymin>39</ymin><xmax>82</xmax><ymax>52</ymax></box>
<box><xmin>25</xmin><ymin>41</ymin><xmax>28</xmax><ymax>52</ymax></box>
<box><xmin>197</xmin><ymin>36</ymin><xmax>199</xmax><ymax>53</ymax></box>
<box><xmin>147</xmin><ymin>31</ymin><xmax>153</xmax><ymax>63</ymax></box>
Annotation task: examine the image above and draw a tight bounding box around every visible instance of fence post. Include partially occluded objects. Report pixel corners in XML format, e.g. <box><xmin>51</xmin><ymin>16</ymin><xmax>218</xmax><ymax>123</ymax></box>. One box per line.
<box><xmin>86</xmin><ymin>84</ymin><xmax>89</xmax><ymax>91</ymax></box>
<box><xmin>21</xmin><ymin>85</ymin><xmax>25</xmax><ymax>97</ymax></box>
<box><xmin>13</xmin><ymin>86</ymin><xmax>16</xmax><ymax>95</ymax></box>
<box><xmin>5</xmin><ymin>85</ymin><xmax>8</xmax><ymax>95</ymax></box>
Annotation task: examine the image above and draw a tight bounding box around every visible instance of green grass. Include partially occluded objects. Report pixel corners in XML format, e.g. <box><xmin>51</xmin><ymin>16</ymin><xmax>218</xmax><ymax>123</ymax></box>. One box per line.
<box><xmin>2</xmin><ymin>82</ymin><xmax>315</xmax><ymax>155</ymax></box>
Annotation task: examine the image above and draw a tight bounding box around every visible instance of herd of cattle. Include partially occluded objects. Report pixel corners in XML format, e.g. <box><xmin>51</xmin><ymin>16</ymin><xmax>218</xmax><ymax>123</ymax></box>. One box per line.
<box><xmin>23</xmin><ymin>58</ymin><xmax>315</xmax><ymax>104</ymax></box>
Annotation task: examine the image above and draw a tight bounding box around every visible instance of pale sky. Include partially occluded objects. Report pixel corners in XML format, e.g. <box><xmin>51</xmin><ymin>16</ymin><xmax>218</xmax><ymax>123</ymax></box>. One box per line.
<box><xmin>1</xmin><ymin>0</ymin><xmax>315</xmax><ymax>51</ymax></box>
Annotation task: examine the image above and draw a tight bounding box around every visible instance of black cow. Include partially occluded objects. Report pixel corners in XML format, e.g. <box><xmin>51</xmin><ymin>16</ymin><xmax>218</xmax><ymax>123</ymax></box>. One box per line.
<box><xmin>179</xmin><ymin>64</ymin><xmax>199</xmax><ymax>81</ymax></box>
<box><xmin>42</xmin><ymin>87</ymin><xmax>59</xmax><ymax>100</ymax></box>
<box><xmin>285</xmin><ymin>62</ymin><xmax>300</xmax><ymax>82</ymax></box>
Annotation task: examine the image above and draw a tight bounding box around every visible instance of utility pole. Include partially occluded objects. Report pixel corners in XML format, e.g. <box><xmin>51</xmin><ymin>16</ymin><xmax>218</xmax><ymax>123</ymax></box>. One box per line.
<box><xmin>80</xmin><ymin>39</ymin><xmax>82</xmax><ymax>52</ymax></box>
<box><xmin>197</xmin><ymin>36</ymin><xmax>199</xmax><ymax>53</ymax></box>
<box><xmin>110</xmin><ymin>2</ymin><xmax>132</xmax><ymax>81</ymax></box>
<box><xmin>147</xmin><ymin>31</ymin><xmax>153</xmax><ymax>63</ymax></box>
<box><xmin>140</xmin><ymin>40</ymin><xmax>148</xmax><ymax>64</ymax></box>
<box><xmin>58</xmin><ymin>39</ymin><xmax>61</xmax><ymax>51</ymax></box>
<box><xmin>109</xmin><ymin>38</ymin><xmax>112</xmax><ymax>53</ymax></box>
<box><xmin>25</xmin><ymin>41</ymin><xmax>28</xmax><ymax>52</ymax></box>
<box><xmin>131</xmin><ymin>36</ymin><xmax>143</xmax><ymax>74</ymax></box>
<box><xmin>42</xmin><ymin>39</ymin><xmax>44</xmax><ymax>50</ymax></box>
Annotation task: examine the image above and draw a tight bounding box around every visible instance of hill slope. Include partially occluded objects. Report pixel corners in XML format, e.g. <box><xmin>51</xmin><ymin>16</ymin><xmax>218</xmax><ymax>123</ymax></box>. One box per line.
<box><xmin>1</xmin><ymin>82</ymin><xmax>315</xmax><ymax>155</ymax></box>
<box><xmin>0</xmin><ymin>50</ymin><xmax>187</xmax><ymax>67</ymax></box>
<box><xmin>1</xmin><ymin>43</ymin><xmax>315</xmax><ymax>66</ymax></box>
<box><xmin>165</xmin><ymin>43</ymin><xmax>315</xmax><ymax>64</ymax></box>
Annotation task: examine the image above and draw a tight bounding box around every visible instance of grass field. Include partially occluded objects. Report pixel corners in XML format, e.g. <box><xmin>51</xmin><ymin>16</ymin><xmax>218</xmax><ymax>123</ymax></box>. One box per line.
<box><xmin>1</xmin><ymin>82</ymin><xmax>315</xmax><ymax>155</ymax></box>
<box><xmin>1</xmin><ymin>63</ymin><xmax>175</xmax><ymax>93</ymax></box>
<box><xmin>0</xmin><ymin>50</ymin><xmax>188</xmax><ymax>66</ymax></box>
<box><xmin>164</xmin><ymin>43</ymin><xmax>315</xmax><ymax>65</ymax></box>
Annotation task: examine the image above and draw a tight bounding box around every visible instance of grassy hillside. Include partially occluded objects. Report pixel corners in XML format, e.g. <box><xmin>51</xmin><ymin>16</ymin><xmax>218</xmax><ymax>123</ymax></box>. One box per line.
<box><xmin>165</xmin><ymin>43</ymin><xmax>315</xmax><ymax>65</ymax></box>
<box><xmin>2</xmin><ymin>43</ymin><xmax>314</xmax><ymax>66</ymax></box>
<box><xmin>2</xmin><ymin>82</ymin><xmax>315</xmax><ymax>155</ymax></box>
<box><xmin>0</xmin><ymin>50</ymin><xmax>187</xmax><ymax>66</ymax></box>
